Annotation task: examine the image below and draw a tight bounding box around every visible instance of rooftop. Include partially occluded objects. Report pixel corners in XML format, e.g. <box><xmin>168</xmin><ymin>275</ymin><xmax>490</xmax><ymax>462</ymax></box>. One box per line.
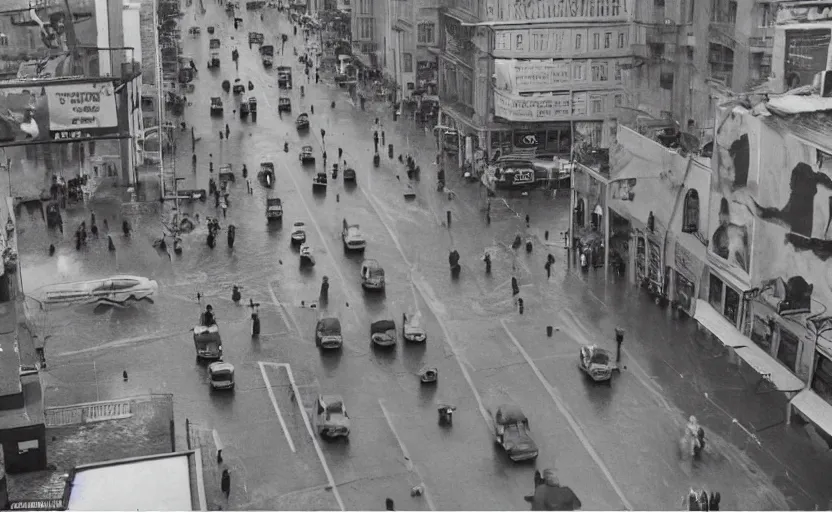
<box><xmin>0</xmin><ymin>375</ymin><xmax>43</xmax><ymax>429</ymax></box>
<box><xmin>67</xmin><ymin>452</ymin><xmax>202</xmax><ymax>511</ymax></box>
<box><xmin>7</xmin><ymin>396</ymin><xmax>174</xmax><ymax>502</ymax></box>
<box><xmin>0</xmin><ymin>300</ymin><xmax>22</xmax><ymax>397</ymax></box>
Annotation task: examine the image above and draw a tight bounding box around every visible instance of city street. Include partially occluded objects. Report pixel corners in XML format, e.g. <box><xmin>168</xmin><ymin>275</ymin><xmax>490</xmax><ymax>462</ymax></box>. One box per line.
<box><xmin>13</xmin><ymin>1</ymin><xmax>832</xmax><ymax>510</ymax></box>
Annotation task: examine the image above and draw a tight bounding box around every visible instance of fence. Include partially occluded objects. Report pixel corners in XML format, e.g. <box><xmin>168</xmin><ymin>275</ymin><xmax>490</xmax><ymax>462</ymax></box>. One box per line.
<box><xmin>44</xmin><ymin>394</ymin><xmax>173</xmax><ymax>427</ymax></box>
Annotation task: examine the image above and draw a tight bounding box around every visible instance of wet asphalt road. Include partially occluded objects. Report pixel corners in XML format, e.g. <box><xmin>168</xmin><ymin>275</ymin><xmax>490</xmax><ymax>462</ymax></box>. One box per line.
<box><xmin>14</xmin><ymin>1</ymin><xmax>832</xmax><ymax>510</ymax></box>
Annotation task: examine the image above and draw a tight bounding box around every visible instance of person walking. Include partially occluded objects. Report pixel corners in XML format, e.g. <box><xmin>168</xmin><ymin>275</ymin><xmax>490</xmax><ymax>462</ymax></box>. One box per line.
<box><xmin>373</xmin><ymin>131</ymin><xmax>379</xmax><ymax>153</ymax></box>
<box><xmin>221</xmin><ymin>469</ymin><xmax>231</xmax><ymax>499</ymax></box>
<box><xmin>320</xmin><ymin>128</ymin><xmax>326</xmax><ymax>142</ymax></box>
<box><xmin>225</xmin><ymin>123</ymin><xmax>230</xmax><ymax>138</ymax></box>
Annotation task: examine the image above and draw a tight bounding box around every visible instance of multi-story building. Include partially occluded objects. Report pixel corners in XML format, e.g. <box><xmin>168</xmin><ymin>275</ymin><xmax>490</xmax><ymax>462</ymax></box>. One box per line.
<box><xmin>352</xmin><ymin>0</ymin><xmax>380</xmax><ymax>66</ymax></box>
<box><xmin>630</xmin><ymin>0</ymin><xmax>776</xmax><ymax>138</ymax></box>
<box><xmin>383</xmin><ymin>0</ymin><xmax>415</xmax><ymax>100</ymax></box>
<box><xmin>433</xmin><ymin>0</ymin><xmax>633</xmax><ymax>166</ymax></box>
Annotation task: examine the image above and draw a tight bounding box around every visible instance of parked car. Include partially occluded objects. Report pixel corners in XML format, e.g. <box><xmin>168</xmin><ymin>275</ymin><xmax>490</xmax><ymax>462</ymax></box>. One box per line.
<box><xmin>208</xmin><ymin>362</ymin><xmax>235</xmax><ymax>390</ymax></box>
<box><xmin>342</xmin><ymin>219</ymin><xmax>366</xmax><ymax>251</ymax></box>
<box><xmin>370</xmin><ymin>319</ymin><xmax>396</xmax><ymax>347</ymax></box>
<box><xmin>313</xmin><ymin>394</ymin><xmax>351</xmax><ymax>439</ymax></box>
<box><xmin>360</xmin><ymin>259</ymin><xmax>385</xmax><ymax>291</ymax></box>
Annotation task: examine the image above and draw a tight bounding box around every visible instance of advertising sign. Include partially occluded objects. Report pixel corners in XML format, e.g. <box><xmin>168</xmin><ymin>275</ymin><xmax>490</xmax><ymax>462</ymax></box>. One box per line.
<box><xmin>494</xmin><ymin>90</ymin><xmax>571</xmax><ymax>121</ymax></box>
<box><xmin>513</xmin><ymin>131</ymin><xmax>540</xmax><ymax>148</ymax></box>
<box><xmin>494</xmin><ymin>59</ymin><xmax>570</xmax><ymax>93</ymax></box>
<box><xmin>0</xmin><ymin>0</ymin><xmax>99</xmax><ymax>79</ymax></box>
<box><xmin>485</xmin><ymin>0</ymin><xmax>628</xmax><ymax>23</ymax></box>
<box><xmin>9</xmin><ymin>500</ymin><xmax>65</xmax><ymax>511</ymax></box>
<box><xmin>0</xmin><ymin>81</ymin><xmax>119</xmax><ymax>146</ymax></box>
<box><xmin>784</xmin><ymin>29</ymin><xmax>832</xmax><ymax>88</ymax></box>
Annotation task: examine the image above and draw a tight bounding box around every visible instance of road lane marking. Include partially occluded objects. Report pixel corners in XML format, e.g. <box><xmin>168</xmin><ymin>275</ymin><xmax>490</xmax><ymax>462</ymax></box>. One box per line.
<box><xmin>378</xmin><ymin>399</ymin><xmax>437</xmax><ymax>511</ymax></box>
<box><xmin>276</xmin><ymin>160</ymin><xmax>363</xmax><ymax>326</ymax></box>
<box><xmin>499</xmin><ymin>319</ymin><xmax>633</xmax><ymax>510</ymax></box>
<box><xmin>263</xmin><ymin>362</ymin><xmax>345</xmax><ymax>511</ymax></box>
<box><xmin>269</xmin><ymin>281</ymin><xmax>302</xmax><ymax>336</ymax></box>
<box><xmin>257</xmin><ymin>361</ymin><xmax>297</xmax><ymax>453</ymax></box>
<box><xmin>55</xmin><ymin>330</ymin><xmax>188</xmax><ymax>357</ymax></box>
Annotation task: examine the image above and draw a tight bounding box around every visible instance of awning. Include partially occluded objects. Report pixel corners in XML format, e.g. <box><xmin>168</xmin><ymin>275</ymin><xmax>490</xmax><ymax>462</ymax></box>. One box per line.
<box><xmin>443</xmin><ymin>8</ymin><xmax>479</xmax><ymax>25</ymax></box>
<box><xmin>694</xmin><ymin>300</ymin><xmax>805</xmax><ymax>392</ymax></box>
<box><xmin>790</xmin><ymin>389</ymin><xmax>832</xmax><ymax>436</ymax></box>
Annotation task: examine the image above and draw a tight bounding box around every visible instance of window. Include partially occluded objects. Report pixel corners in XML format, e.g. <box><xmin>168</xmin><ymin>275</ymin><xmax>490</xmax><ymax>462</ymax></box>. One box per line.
<box><xmin>515</xmin><ymin>33</ymin><xmax>525</xmax><ymax>51</ymax></box>
<box><xmin>682</xmin><ymin>189</ymin><xmax>699</xmax><ymax>232</ymax></box>
<box><xmin>591</xmin><ymin>61</ymin><xmax>608</xmax><ymax>82</ymax></box>
<box><xmin>358</xmin><ymin>17</ymin><xmax>374</xmax><ymax>40</ymax></box>
<box><xmin>750</xmin><ymin>316</ymin><xmax>773</xmax><ymax>351</ymax></box>
<box><xmin>359</xmin><ymin>0</ymin><xmax>372</xmax><ymax>14</ymax></box>
<box><xmin>18</xmin><ymin>440</ymin><xmax>38</xmax><ymax>454</ymax></box>
<box><xmin>724</xmin><ymin>286</ymin><xmax>739</xmax><ymax>325</ymax></box>
<box><xmin>708</xmin><ymin>274</ymin><xmax>723</xmax><ymax>311</ymax></box>
<box><xmin>575</xmin><ymin>33</ymin><xmax>582</xmax><ymax>50</ymax></box>
<box><xmin>812</xmin><ymin>354</ymin><xmax>832</xmax><ymax>406</ymax></box>
<box><xmin>613</xmin><ymin>93</ymin><xmax>623</xmax><ymax>107</ymax></box>
<box><xmin>611</xmin><ymin>0</ymin><xmax>620</xmax><ymax>15</ymax></box>
<box><xmin>592</xmin><ymin>33</ymin><xmax>600</xmax><ymax>50</ymax></box>
<box><xmin>617</xmin><ymin>32</ymin><xmax>625</xmax><ymax>48</ymax></box>
<box><xmin>590</xmin><ymin>94</ymin><xmax>605</xmax><ymax>114</ymax></box>
<box><xmin>759</xmin><ymin>3</ymin><xmax>775</xmax><ymax>27</ymax></box>
<box><xmin>614</xmin><ymin>61</ymin><xmax>622</xmax><ymax>81</ymax></box>
<box><xmin>417</xmin><ymin>23</ymin><xmax>435</xmax><ymax>44</ymax></box>
<box><xmin>604</xmin><ymin>32</ymin><xmax>611</xmax><ymax>49</ymax></box>
<box><xmin>660</xmin><ymin>71</ymin><xmax>674</xmax><ymax>89</ymax></box>
<box><xmin>403</xmin><ymin>53</ymin><xmax>413</xmax><ymax>73</ymax></box>
<box><xmin>655</xmin><ymin>0</ymin><xmax>664</xmax><ymax>5</ymax></box>
<box><xmin>776</xmin><ymin>328</ymin><xmax>800</xmax><ymax>372</ymax></box>
<box><xmin>532</xmin><ymin>32</ymin><xmax>548</xmax><ymax>52</ymax></box>
<box><xmin>708</xmin><ymin>43</ymin><xmax>734</xmax><ymax>87</ymax></box>
<box><xmin>460</xmin><ymin>74</ymin><xmax>473</xmax><ymax>106</ymax></box>
<box><xmin>572</xmin><ymin>62</ymin><xmax>585</xmax><ymax>81</ymax></box>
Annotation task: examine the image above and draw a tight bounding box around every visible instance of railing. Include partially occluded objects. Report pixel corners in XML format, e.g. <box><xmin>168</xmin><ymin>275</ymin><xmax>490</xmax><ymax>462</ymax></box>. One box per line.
<box><xmin>44</xmin><ymin>394</ymin><xmax>174</xmax><ymax>427</ymax></box>
<box><xmin>748</xmin><ymin>36</ymin><xmax>773</xmax><ymax>48</ymax></box>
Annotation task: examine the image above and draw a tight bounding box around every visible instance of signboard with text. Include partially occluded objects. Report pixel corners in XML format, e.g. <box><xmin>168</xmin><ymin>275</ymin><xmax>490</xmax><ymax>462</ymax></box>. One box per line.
<box><xmin>0</xmin><ymin>80</ymin><xmax>119</xmax><ymax>146</ymax></box>
<box><xmin>8</xmin><ymin>500</ymin><xmax>65</xmax><ymax>511</ymax></box>
<box><xmin>494</xmin><ymin>59</ymin><xmax>570</xmax><ymax>93</ymax></box>
<box><xmin>485</xmin><ymin>0</ymin><xmax>628</xmax><ymax>23</ymax></box>
<box><xmin>493</xmin><ymin>26</ymin><xmax>630</xmax><ymax>59</ymax></box>
<box><xmin>494</xmin><ymin>90</ymin><xmax>571</xmax><ymax>121</ymax></box>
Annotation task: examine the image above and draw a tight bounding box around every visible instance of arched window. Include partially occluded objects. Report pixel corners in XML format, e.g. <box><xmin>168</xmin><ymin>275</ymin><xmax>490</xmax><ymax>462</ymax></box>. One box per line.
<box><xmin>682</xmin><ymin>189</ymin><xmax>699</xmax><ymax>233</ymax></box>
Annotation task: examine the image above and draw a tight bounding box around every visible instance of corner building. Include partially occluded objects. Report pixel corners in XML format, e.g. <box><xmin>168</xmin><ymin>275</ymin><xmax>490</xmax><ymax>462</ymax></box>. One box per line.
<box><xmin>436</xmin><ymin>0</ymin><xmax>632</xmax><ymax>163</ymax></box>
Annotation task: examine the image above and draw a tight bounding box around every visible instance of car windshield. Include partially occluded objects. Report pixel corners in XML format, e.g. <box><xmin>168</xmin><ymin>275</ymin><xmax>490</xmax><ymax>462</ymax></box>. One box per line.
<box><xmin>318</xmin><ymin>318</ymin><xmax>341</xmax><ymax>335</ymax></box>
<box><xmin>211</xmin><ymin>371</ymin><xmax>232</xmax><ymax>380</ymax></box>
<box><xmin>347</xmin><ymin>227</ymin><xmax>360</xmax><ymax>236</ymax></box>
<box><xmin>590</xmin><ymin>351</ymin><xmax>610</xmax><ymax>365</ymax></box>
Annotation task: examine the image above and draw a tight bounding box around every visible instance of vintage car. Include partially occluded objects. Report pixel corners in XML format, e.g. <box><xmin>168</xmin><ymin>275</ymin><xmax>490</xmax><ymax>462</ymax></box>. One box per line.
<box><xmin>299</xmin><ymin>146</ymin><xmax>315</xmax><ymax>164</ymax></box>
<box><xmin>219</xmin><ymin>164</ymin><xmax>235</xmax><ymax>183</ymax></box>
<box><xmin>290</xmin><ymin>222</ymin><xmax>307</xmax><ymax>244</ymax></box>
<box><xmin>232</xmin><ymin>79</ymin><xmax>246</xmax><ymax>95</ymax></box>
<box><xmin>259</xmin><ymin>162</ymin><xmax>275</xmax><ymax>187</ymax></box>
<box><xmin>222</xmin><ymin>79</ymin><xmax>231</xmax><ymax>92</ymax></box>
<box><xmin>246</xmin><ymin>0</ymin><xmax>266</xmax><ymax>9</ymax></box>
<box><xmin>207</xmin><ymin>25</ymin><xmax>215</xmax><ymax>34</ymax></box>
<box><xmin>248</xmin><ymin>31</ymin><xmax>264</xmax><ymax>46</ymax></box>
<box><xmin>266</xmin><ymin>198</ymin><xmax>282</xmax><ymax>220</ymax></box>
<box><xmin>248</xmin><ymin>97</ymin><xmax>257</xmax><ymax>118</ymax></box>
<box><xmin>46</xmin><ymin>201</ymin><xmax>62</xmax><ymax>229</ymax></box>
<box><xmin>260</xmin><ymin>44</ymin><xmax>274</xmax><ymax>66</ymax></box>
<box><xmin>176</xmin><ymin>189</ymin><xmax>207</xmax><ymax>202</ymax></box>
<box><xmin>341</xmin><ymin>219</ymin><xmax>366</xmax><ymax>251</ymax></box>
<box><xmin>403</xmin><ymin>183</ymin><xmax>416</xmax><ymax>199</ymax></box>
<box><xmin>40</xmin><ymin>275</ymin><xmax>159</xmax><ymax>308</ymax></box>
<box><xmin>343</xmin><ymin>167</ymin><xmax>356</xmax><ymax>181</ymax></box>
<box><xmin>208</xmin><ymin>39</ymin><xmax>221</xmax><ymax>68</ymax></box>
<box><xmin>295</xmin><ymin>113</ymin><xmax>310</xmax><ymax>131</ymax></box>
<box><xmin>210</xmin><ymin>97</ymin><xmax>224</xmax><ymax>116</ymax></box>
<box><xmin>315</xmin><ymin>316</ymin><xmax>343</xmax><ymax>349</ymax></box>
<box><xmin>313</xmin><ymin>394</ymin><xmax>351</xmax><ymax>438</ymax></box>
<box><xmin>370</xmin><ymin>319</ymin><xmax>396</xmax><ymax>347</ymax></box>
<box><xmin>188</xmin><ymin>26</ymin><xmax>201</xmax><ymax>36</ymax></box>
<box><xmin>579</xmin><ymin>345</ymin><xmax>615</xmax><ymax>383</ymax></box>
<box><xmin>193</xmin><ymin>324</ymin><xmax>223</xmax><ymax>360</ymax></box>
<box><xmin>208</xmin><ymin>361</ymin><xmax>235</xmax><ymax>390</ymax></box>
<box><xmin>278</xmin><ymin>96</ymin><xmax>292</xmax><ymax>112</ymax></box>
<box><xmin>277</xmin><ymin>65</ymin><xmax>293</xmax><ymax>88</ymax></box>
<box><xmin>312</xmin><ymin>172</ymin><xmax>327</xmax><ymax>189</ymax></box>
<box><xmin>402</xmin><ymin>311</ymin><xmax>426</xmax><ymax>342</ymax></box>
<box><xmin>360</xmin><ymin>259</ymin><xmax>385</xmax><ymax>291</ymax></box>
<box><xmin>492</xmin><ymin>405</ymin><xmax>539</xmax><ymax>462</ymax></box>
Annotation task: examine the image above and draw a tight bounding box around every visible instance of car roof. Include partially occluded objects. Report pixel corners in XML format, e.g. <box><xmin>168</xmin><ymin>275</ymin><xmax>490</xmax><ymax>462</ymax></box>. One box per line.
<box><xmin>320</xmin><ymin>394</ymin><xmax>344</xmax><ymax>407</ymax></box>
<box><xmin>362</xmin><ymin>258</ymin><xmax>380</xmax><ymax>267</ymax></box>
<box><xmin>371</xmin><ymin>319</ymin><xmax>395</xmax><ymax>332</ymax></box>
<box><xmin>209</xmin><ymin>362</ymin><xmax>234</xmax><ymax>372</ymax></box>
<box><xmin>303</xmin><ymin>145</ymin><xmax>313</xmax><ymax>150</ymax></box>
<box><xmin>496</xmin><ymin>404</ymin><xmax>528</xmax><ymax>424</ymax></box>
<box><xmin>317</xmin><ymin>317</ymin><xmax>341</xmax><ymax>329</ymax></box>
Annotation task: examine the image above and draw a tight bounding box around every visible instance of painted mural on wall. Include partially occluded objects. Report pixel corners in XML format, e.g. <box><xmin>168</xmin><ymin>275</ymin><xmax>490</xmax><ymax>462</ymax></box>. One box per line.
<box><xmin>707</xmin><ymin>108</ymin><xmax>757</xmax><ymax>282</ymax></box>
<box><xmin>746</xmin><ymin>113</ymin><xmax>832</xmax><ymax>316</ymax></box>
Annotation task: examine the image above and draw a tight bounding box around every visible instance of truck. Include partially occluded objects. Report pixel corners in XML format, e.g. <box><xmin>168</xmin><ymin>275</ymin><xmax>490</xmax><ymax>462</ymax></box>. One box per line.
<box><xmin>193</xmin><ymin>325</ymin><xmax>223</xmax><ymax>360</ymax></box>
<box><xmin>266</xmin><ymin>198</ymin><xmax>283</xmax><ymax>220</ymax></box>
<box><xmin>277</xmin><ymin>66</ymin><xmax>293</xmax><ymax>89</ymax></box>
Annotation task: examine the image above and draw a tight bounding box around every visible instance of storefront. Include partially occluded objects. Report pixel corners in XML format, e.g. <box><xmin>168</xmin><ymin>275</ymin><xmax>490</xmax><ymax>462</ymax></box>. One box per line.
<box><xmin>415</xmin><ymin>59</ymin><xmax>437</xmax><ymax>95</ymax></box>
<box><xmin>704</xmin><ymin>269</ymin><xmax>744</xmax><ymax>329</ymax></box>
<box><xmin>489</xmin><ymin>123</ymin><xmax>572</xmax><ymax>159</ymax></box>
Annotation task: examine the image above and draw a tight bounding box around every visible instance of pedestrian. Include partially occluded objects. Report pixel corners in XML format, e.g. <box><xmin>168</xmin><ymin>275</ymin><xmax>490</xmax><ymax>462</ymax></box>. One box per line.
<box><xmin>338</xmin><ymin>147</ymin><xmax>343</xmax><ymax>160</ymax></box>
<box><xmin>511</xmin><ymin>276</ymin><xmax>520</xmax><ymax>296</ymax></box>
<box><xmin>385</xmin><ymin>498</ymin><xmax>395</xmax><ymax>511</ymax></box>
<box><xmin>221</xmin><ymin>469</ymin><xmax>231</xmax><ymax>499</ymax></box>
<box><xmin>323</xmin><ymin>150</ymin><xmax>327</xmax><ymax>165</ymax></box>
<box><xmin>215</xmin><ymin>191</ymin><xmax>220</xmax><ymax>208</ymax></box>
<box><xmin>381</xmin><ymin>131</ymin><xmax>385</xmax><ymax>145</ymax></box>
<box><xmin>103</xmin><ymin>218</ymin><xmax>108</xmax><ymax>232</ymax></box>
<box><xmin>545</xmin><ymin>260</ymin><xmax>551</xmax><ymax>279</ymax></box>
<box><xmin>225</xmin><ymin>123</ymin><xmax>230</xmax><ymax>138</ymax></box>
<box><xmin>373</xmin><ymin>131</ymin><xmax>379</xmax><ymax>153</ymax></box>
<box><xmin>315</xmin><ymin>71</ymin><xmax>319</xmax><ymax>83</ymax></box>
<box><xmin>310</xmin><ymin>104</ymin><xmax>314</xmax><ymax>114</ymax></box>
<box><xmin>219</xmin><ymin>131</ymin><xmax>224</xmax><ymax>140</ymax></box>
<box><xmin>221</xmin><ymin>201</ymin><xmax>228</xmax><ymax>218</ymax></box>
<box><xmin>320</xmin><ymin>128</ymin><xmax>326</xmax><ymax>141</ymax></box>
<box><xmin>525</xmin><ymin>214</ymin><xmax>530</xmax><ymax>227</ymax></box>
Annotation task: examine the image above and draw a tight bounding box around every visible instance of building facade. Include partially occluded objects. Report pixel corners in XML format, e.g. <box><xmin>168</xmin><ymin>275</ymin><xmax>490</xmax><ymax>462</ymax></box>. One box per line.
<box><xmin>770</xmin><ymin>1</ymin><xmax>832</xmax><ymax>91</ymax></box>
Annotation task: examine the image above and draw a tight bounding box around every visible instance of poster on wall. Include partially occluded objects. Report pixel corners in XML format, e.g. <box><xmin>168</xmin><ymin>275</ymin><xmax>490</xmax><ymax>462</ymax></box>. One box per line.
<box><xmin>784</xmin><ymin>28</ymin><xmax>832</xmax><ymax>89</ymax></box>
<box><xmin>0</xmin><ymin>80</ymin><xmax>119</xmax><ymax>146</ymax></box>
<box><xmin>707</xmin><ymin>107</ymin><xmax>757</xmax><ymax>283</ymax></box>
<box><xmin>0</xmin><ymin>0</ymin><xmax>99</xmax><ymax>79</ymax></box>
<box><xmin>748</xmin><ymin>114</ymin><xmax>832</xmax><ymax>316</ymax></box>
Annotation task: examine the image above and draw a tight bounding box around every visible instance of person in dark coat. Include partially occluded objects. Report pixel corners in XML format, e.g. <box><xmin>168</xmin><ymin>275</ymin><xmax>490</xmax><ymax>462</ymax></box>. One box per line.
<box><xmin>221</xmin><ymin>469</ymin><xmax>230</xmax><ymax>498</ymax></box>
<box><xmin>525</xmin><ymin>470</ymin><xmax>581</xmax><ymax>511</ymax></box>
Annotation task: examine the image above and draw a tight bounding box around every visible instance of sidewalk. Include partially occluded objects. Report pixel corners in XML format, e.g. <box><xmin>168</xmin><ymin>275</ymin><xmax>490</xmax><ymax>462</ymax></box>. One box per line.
<box><xmin>188</xmin><ymin>422</ymin><xmax>226</xmax><ymax>511</ymax></box>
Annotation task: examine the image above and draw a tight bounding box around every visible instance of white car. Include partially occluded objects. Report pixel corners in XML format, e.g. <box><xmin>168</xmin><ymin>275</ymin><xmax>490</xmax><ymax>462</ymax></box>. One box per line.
<box><xmin>208</xmin><ymin>362</ymin><xmax>235</xmax><ymax>390</ymax></box>
<box><xmin>402</xmin><ymin>311</ymin><xmax>426</xmax><ymax>342</ymax></box>
<box><xmin>313</xmin><ymin>394</ymin><xmax>351</xmax><ymax>438</ymax></box>
<box><xmin>41</xmin><ymin>275</ymin><xmax>158</xmax><ymax>307</ymax></box>
<box><xmin>291</xmin><ymin>222</ymin><xmax>307</xmax><ymax>244</ymax></box>
<box><xmin>342</xmin><ymin>219</ymin><xmax>366</xmax><ymax>251</ymax></box>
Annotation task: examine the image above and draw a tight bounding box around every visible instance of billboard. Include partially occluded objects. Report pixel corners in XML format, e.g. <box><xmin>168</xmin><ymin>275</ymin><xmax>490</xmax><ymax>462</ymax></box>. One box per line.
<box><xmin>0</xmin><ymin>80</ymin><xmax>118</xmax><ymax>145</ymax></box>
<box><xmin>0</xmin><ymin>0</ymin><xmax>100</xmax><ymax>79</ymax></box>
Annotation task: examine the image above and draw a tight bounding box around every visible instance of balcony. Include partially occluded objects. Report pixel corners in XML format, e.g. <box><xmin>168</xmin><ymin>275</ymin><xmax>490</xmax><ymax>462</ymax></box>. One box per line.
<box><xmin>646</xmin><ymin>24</ymin><xmax>679</xmax><ymax>46</ymax></box>
<box><xmin>748</xmin><ymin>36</ymin><xmax>774</xmax><ymax>49</ymax></box>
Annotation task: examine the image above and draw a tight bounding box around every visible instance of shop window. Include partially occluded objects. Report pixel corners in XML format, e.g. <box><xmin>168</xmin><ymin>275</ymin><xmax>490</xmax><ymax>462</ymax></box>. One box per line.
<box><xmin>724</xmin><ymin>286</ymin><xmax>739</xmax><ymax>325</ymax></box>
<box><xmin>776</xmin><ymin>328</ymin><xmax>800</xmax><ymax>372</ymax></box>
<box><xmin>708</xmin><ymin>274</ymin><xmax>723</xmax><ymax>311</ymax></box>
<box><xmin>403</xmin><ymin>53</ymin><xmax>413</xmax><ymax>73</ymax></box>
<box><xmin>674</xmin><ymin>272</ymin><xmax>695</xmax><ymax>311</ymax></box>
<box><xmin>750</xmin><ymin>316</ymin><xmax>773</xmax><ymax>352</ymax></box>
<box><xmin>812</xmin><ymin>354</ymin><xmax>832</xmax><ymax>406</ymax></box>
<box><xmin>682</xmin><ymin>189</ymin><xmax>699</xmax><ymax>233</ymax></box>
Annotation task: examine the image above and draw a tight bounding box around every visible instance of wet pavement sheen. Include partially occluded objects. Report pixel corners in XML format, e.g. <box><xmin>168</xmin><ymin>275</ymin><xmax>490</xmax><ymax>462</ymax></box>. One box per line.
<box><xmin>14</xmin><ymin>1</ymin><xmax>832</xmax><ymax>510</ymax></box>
